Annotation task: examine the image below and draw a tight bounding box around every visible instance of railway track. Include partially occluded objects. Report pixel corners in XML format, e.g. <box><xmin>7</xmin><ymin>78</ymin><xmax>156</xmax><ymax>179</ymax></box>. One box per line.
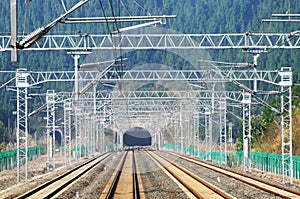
<box><xmin>16</xmin><ymin>153</ymin><xmax>111</xmax><ymax>199</ymax></box>
<box><xmin>99</xmin><ymin>149</ymin><xmax>145</xmax><ymax>199</ymax></box>
<box><xmin>11</xmin><ymin>149</ymin><xmax>300</xmax><ymax>198</ymax></box>
<box><xmin>167</xmin><ymin>152</ymin><xmax>300</xmax><ymax>199</ymax></box>
<box><xmin>146</xmin><ymin>150</ymin><xmax>235</xmax><ymax>199</ymax></box>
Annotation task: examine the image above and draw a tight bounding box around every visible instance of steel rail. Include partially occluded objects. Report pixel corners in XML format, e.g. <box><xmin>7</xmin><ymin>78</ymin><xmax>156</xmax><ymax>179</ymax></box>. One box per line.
<box><xmin>16</xmin><ymin>153</ymin><xmax>111</xmax><ymax>198</ymax></box>
<box><xmin>132</xmin><ymin>149</ymin><xmax>140</xmax><ymax>199</ymax></box>
<box><xmin>103</xmin><ymin>149</ymin><xmax>141</xmax><ymax>199</ymax></box>
<box><xmin>105</xmin><ymin>151</ymin><xmax>128</xmax><ymax>198</ymax></box>
<box><xmin>169</xmin><ymin>152</ymin><xmax>300</xmax><ymax>199</ymax></box>
<box><xmin>146</xmin><ymin>150</ymin><xmax>234</xmax><ymax>199</ymax></box>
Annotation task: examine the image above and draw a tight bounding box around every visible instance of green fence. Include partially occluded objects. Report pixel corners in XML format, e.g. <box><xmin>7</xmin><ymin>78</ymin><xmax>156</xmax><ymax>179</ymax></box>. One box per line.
<box><xmin>162</xmin><ymin>144</ymin><xmax>226</xmax><ymax>163</ymax></box>
<box><xmin>72</xmin><ymin>145</ymin><xmax>97</xmax><ymax>159</ymax></box>
<box><xmin>1</xmin><ymin>144</ymin><xmax>114</xmax><ymax>172</ymax></box>
<box><xmin>237</xmin><ymin>151</ymin><xmax>300</xmax><ymax>180</ymax></box>
<box><xmin>106</xmin><ymin>143</ymin><xmax>118</xmax><ymax>151</ymax></box>
<box><xmin>0</xmin><ymin>146</ymin><xmax>45</xmax><ymax>172</ymax></box>
<box><xmin>72</xmin><ymin>144</ymin><xmax>116</xmax><ymax>159</ymax></box>
<box><xmin>162</xmin><ymin>143</ymin><xmax>300</xmax><ymax>180</ymax></box>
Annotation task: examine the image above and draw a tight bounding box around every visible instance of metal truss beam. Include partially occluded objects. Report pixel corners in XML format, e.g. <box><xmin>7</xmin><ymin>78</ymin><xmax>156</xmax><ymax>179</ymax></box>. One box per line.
<box><xmin>1</xmin><ymin>32</ymin><xmax>300</xmax><ymax>51</ymax></box>
<box><xmin>100</xmin><ymin>69</ymin><xmax>281</xmax><ymax>83</ymax></box>
<box><xmin>53</xmin><ymin>91</ymin><xmax>249</xmax><ymax>121</ymax></box>
<box><xmin>111</xmin><ymin>98</ymin><xmax>198</xmax><ymax>112</ymax></box>
<box><xmin>110</xmin><ymin>90</ymin><xmax>246</xmax><ymax>101</ymax></box>
<box><xmin>112</xmin><ymin>98</ymin><xmax>181</xmax><ymax>106</ymax></box>
<box><xmin>22</xmin><ymin>69</ymin><xmax>283</xmax><ymax>87</ymax></box>
<box><xmin>55</xmin><ymin>90</ymin><xmax>244</xmax><ymax>101</ymax></box>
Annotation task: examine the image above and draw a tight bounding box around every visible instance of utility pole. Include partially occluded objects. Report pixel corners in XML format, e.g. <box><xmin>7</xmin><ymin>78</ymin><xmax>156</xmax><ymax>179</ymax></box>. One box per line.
<box><xmin>11</xmin><ymin>0</ymin><xmax>17</xmax><ymax>62</ymax></box>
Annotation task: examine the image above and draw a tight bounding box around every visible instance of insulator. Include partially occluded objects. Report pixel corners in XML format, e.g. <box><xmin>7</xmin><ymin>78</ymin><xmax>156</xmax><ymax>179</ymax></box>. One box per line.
<box><xmin>19</xmin><ymin>27</ymin><xmax>47</xmax><ymax>48</ymax></box>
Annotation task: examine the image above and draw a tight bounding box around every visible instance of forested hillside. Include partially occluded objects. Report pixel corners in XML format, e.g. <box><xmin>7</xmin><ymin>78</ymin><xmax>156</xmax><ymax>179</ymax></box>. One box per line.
<box><xmin>0</xmin><ymin>0</ymin><xmax>299</xmax><ymax>153</ymax></box>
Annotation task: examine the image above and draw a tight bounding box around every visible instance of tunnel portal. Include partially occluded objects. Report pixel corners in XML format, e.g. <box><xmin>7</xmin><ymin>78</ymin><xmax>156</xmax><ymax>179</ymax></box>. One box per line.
<box><xmin>52</xmin><ymin>130</ymin><xmax>62</xmax><ymax>146</ymax></box>
<box><xmin>123</xmin><ymin>127</ymin><xmax>151</xmax><ymax>147</ymax></box>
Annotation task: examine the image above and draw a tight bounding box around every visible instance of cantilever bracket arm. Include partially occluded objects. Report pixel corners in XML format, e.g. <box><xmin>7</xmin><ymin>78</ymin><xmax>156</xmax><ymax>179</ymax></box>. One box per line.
<box><xmin>220</xmin><ymin>70</ymin><xmax>282</xmax><ymax>115</ymax></box>
<box><xmin>61</xmin><ymin>15</ymin><xmax>176</xmax><ymax>23</ymax></box>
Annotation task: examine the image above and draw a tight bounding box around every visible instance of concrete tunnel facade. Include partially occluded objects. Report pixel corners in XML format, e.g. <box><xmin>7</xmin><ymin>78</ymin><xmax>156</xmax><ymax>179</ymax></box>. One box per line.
<box><xmin>123</xmin><ymin>127</ymin><xmax>152</xmax><ymax>147</ymax></box>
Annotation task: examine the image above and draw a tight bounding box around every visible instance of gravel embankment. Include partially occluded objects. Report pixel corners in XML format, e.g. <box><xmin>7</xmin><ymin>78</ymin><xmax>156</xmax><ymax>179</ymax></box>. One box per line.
<box><xmin>0</xmin><ymin>154</ymin><xmax>88</xmax><ymax>199</ymax></box>
<box><xmin>56</xmin><ymin>152</ymin><xmax>123</xmax><ymax>199</ymax></box>
<box><xmin>136</xmin><ymin>150</ymin><xmax>190</xmax><ymax>199</ymax></box>
<box><xmin>2</xmin><ymin>150</ymin><xmax>299</xmax><ymax>199</ymax></box>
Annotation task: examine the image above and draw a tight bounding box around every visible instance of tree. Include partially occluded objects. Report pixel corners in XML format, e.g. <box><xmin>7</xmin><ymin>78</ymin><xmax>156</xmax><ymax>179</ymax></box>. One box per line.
<box><xmin>0</xmin><ymin>141</ymin><xmax>6</xmax><ymax>152</ymax></box>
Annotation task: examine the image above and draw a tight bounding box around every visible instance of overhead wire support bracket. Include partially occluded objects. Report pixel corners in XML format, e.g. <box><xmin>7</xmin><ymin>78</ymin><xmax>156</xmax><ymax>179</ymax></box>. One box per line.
<box><xmin>262</xmin><ymin>13</ymin><xmax>300</xmax><ymax>22</ymax></box>
<box><xmin>262</xmin><ymin>19</ymin><xmax>300</xmax><ymax>22</ymax></box>
<box><xmin>62</xmin><ymin>15</ymin><xmax>176</xmax><ymax>34</ymax></box>
<box><xmin>272</xmin><ymin>14</ymin><xmax>300</xmax><ymax>17</ymax></box>
<box><xmin>220</xmin><ymin>70</ymin><xmax>282</xmax><ymax>115</ymax></box>
<box><xmin>61</xmin><ymin>15</ymin><xmax>176</xmax><ymax>23</ymax></box>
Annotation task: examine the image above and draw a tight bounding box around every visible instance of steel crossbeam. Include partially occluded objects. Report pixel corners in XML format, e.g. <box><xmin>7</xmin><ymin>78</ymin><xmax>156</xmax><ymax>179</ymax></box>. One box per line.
<box><xmin>1</xmin><ymin>33</ymin><xmax>300</xmax><ymax>51</ymax></box>
<box><xmin>111</xmin><ymin>90</ymin><xmax>243</xmax><ymax>101</ymax></box>
<box><xmin>111</xmin><ymin>99</ymin><xmax>181</xmax><ymax>113</ymax></box>
<box><xmin>101</xmin><ymin>69</ymin><xmax>281</xmax><ymax>83</ymax></box>
<box><xmin>108</xmin><ymin>90</ymin><xmax>276</xmax><ymax>104</ymax></box>
<box><xmin>27</xmin><ymin>71</ymin><xmax>95</xmax><ymax>86</ymax></box>
<box><xmin>24</xmin><ymin>69</ymin><xmax>282</xmax><ymax>86</ymax></box>
<box><xmin>53</xmin><ymin>90</ymin><xmax>246</xmax><ymax>104</ymax></box>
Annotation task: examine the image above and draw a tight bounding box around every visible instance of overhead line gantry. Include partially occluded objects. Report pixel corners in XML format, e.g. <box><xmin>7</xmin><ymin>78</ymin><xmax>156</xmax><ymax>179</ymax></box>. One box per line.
<box><xmin>2</xmin><ymin>32</ymin><xmax>300</xmax><ymax>52</ymax></box>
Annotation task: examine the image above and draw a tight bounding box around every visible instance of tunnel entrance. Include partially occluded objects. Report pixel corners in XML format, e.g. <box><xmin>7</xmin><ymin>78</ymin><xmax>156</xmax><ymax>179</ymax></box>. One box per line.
<box><xmin>123</xmin><ymin>127</ymin><xmax>151</xmax><ymax>147</ymax></box>
<box><xmin>51</xmin><ymin>130</ymin><xmax>62</xmax><ymax>146</ymax></box>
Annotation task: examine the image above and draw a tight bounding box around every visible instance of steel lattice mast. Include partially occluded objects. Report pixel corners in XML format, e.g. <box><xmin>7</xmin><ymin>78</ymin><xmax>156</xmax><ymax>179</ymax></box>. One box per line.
<box><xmin>15</xmin><ymin>69</ymin><xmax>29</xmax><ymax>182</ymax></box>
<box><xmin>46</xmin><ymin>90</ymin><xmax>56</xmax><ymax>171</ymax></box>
<box><xmin>279</xmin><ymin>68</ymin><xmax>293</xmax><ymax>184</ymax></box>
<box><xmin>63</xmin><ymin>99</ymin><xmax>72</xmax><ymax>166</ymax></box>
<box><xmin>219</xmin><ymin>99</ymin><xmax>227</xmax><ymax>165</ymax></box>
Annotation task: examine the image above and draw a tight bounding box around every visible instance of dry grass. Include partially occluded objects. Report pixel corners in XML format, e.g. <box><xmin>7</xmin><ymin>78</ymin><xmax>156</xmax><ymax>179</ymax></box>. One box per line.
<box><xmin>254</xmin><ymin>107</ymin><xmax>300</xmax><ymax>156</ymax></box>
